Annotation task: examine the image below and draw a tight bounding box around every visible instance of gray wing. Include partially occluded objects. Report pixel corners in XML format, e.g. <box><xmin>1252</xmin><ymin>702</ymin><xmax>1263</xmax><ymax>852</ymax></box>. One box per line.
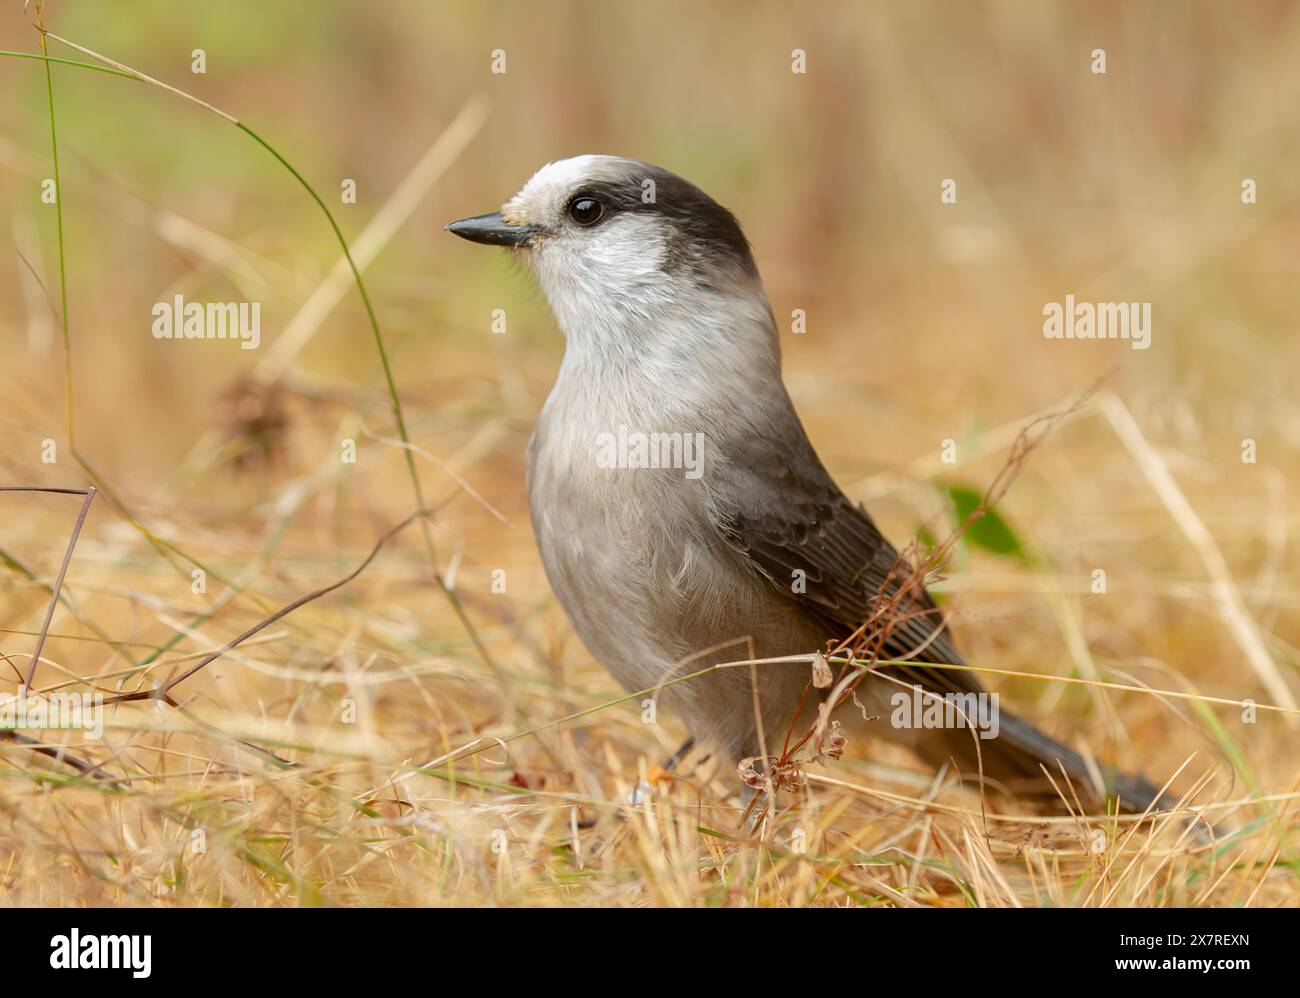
<box><xmin>706</xmin><ymin>404</ymin><xmax>976</xmax><ymax>695</ymax></box>
<box><xmin>703</xmin><ymin>401</ymin><xmax>1167</xmax><ymax>804</ymax></box>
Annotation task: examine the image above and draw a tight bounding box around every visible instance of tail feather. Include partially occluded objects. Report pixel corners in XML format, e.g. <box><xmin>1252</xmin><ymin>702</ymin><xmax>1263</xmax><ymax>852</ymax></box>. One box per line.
<box><xmin>917</xmin><ymin>710</ymin><xmax>1167</xmax><ymax>814</ymax></box>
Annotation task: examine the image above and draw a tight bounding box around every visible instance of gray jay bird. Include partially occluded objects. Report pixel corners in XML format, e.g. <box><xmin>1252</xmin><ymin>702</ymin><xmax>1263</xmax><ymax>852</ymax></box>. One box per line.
<box><xmin>448</xmin><ymin>154</ymin><xmax>1162</xmax><ymax>813</ymax></box>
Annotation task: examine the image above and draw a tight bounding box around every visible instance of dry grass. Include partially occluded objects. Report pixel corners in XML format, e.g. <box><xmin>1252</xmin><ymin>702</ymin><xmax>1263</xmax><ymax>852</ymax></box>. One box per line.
<box><xmin>1</xmin><ymin>2</ymin><xmax>1298</xmax><ymax>907</ymax></box>
<box><xmin>1</xmin><ymin>372</ymin><xmax>1295</xmax><ymax>908</ymax></box>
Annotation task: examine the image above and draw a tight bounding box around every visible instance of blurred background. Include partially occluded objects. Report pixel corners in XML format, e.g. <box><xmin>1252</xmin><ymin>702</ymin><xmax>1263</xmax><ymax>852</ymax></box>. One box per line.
<box><xmin>0</xmin><ymin>1</ymin><xmax>1296</xmax><ymax>905</ymax></box>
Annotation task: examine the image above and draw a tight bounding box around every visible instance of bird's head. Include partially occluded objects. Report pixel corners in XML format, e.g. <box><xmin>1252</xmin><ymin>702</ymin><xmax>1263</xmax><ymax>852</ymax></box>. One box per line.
<box><xmin>446</xmin><ymin>155</ymin><xmax>766</xmax><ymax>348</ymax></box>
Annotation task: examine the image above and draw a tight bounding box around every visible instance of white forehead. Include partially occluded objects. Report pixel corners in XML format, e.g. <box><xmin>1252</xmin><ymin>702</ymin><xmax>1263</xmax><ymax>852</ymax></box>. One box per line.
<box><xmin>502</xmin><ymin>154</ymin><xmax>621</xmax><ymax>223</ymax></box>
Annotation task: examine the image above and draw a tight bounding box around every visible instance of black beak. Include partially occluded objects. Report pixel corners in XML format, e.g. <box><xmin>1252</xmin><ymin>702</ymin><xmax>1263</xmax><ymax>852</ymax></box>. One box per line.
<box><xmin>444</xmin><ymin>212</ymin><xmax>538</xmax><ymax>247</ymax></box>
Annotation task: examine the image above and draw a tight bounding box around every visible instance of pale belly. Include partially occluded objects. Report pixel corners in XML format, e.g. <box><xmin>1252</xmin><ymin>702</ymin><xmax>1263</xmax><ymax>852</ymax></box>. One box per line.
<box><xmin>526</xmin><ymin>407</ymin><xmax>827</xmax><ymax>763</ymax></box>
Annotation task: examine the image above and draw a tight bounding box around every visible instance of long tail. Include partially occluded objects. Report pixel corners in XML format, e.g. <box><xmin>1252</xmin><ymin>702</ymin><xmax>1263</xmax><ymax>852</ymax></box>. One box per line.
<box><xmin>915</xmin><ymin>709</ymin><xmax>1168</xmax><ymax>814</ymax></box>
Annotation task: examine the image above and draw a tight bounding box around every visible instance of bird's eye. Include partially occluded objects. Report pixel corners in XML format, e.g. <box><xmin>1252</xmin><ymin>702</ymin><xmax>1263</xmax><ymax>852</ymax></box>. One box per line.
<box><xmin>568</xmin><ymin>197</ymin><xmax>604</xmax><ymax>226</ymax></box>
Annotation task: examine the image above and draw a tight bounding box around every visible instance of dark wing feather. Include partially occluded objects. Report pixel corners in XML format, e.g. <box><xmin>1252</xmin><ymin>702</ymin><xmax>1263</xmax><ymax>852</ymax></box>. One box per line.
<box><xmin>704</xmin><ymin>398</ymin><xmax>1167</xmax><ymax>808</ymax></box>
<box><xmin>707</xmin><ymin>405</ymin><xmax>977</xmax><ymax>697</ymax></box>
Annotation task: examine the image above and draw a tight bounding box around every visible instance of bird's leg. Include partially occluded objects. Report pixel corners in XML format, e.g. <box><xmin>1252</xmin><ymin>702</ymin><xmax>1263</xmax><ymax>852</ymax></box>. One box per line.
<box><xmin>627</xmin><ymin>737</ymin><xmax>698</xmax><ymax>804</ymax></box>
<box><xmin>661</xmin><ymin>736</ymin><xmax>697</xmax><ymax>773</ymax></box>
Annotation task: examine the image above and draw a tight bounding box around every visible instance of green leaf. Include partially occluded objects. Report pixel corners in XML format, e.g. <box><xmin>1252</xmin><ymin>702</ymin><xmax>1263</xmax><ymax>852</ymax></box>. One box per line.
<box><xmin>947</xmin><ymin>485</ymin><xmax>1026</xmax><ymax>561</ymax></box>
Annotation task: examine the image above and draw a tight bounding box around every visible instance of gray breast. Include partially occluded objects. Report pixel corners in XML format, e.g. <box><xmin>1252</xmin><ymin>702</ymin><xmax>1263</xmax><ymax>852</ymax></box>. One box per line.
<box><xmin>525</xmin><ymin>385</ymin><xmax>824</xmax><ymax>760</ymax></box>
